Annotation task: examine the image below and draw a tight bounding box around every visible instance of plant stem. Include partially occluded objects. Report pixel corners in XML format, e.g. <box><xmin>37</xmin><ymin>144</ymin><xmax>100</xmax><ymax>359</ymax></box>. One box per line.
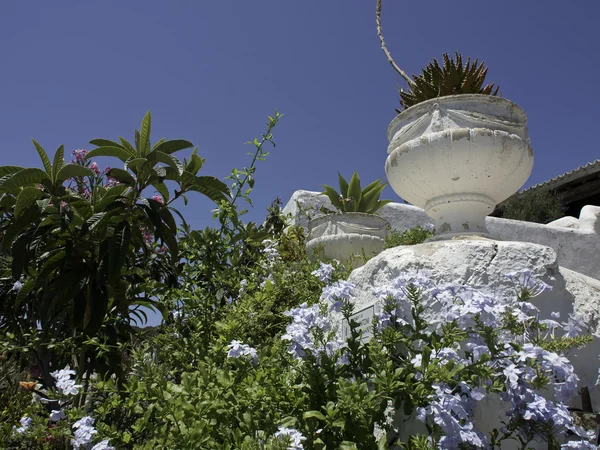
<box><xmin>375</xmin><ymin>0</ymin><xmax>415</xmax><ymax>88</ymax></box>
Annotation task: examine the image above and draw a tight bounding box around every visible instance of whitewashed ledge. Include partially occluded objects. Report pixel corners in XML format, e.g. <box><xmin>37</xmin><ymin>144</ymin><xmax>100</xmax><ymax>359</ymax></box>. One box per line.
<box><xmin>282</xmin><ymin>190</ymin><xmax>600</xmax><ymax>282</ymax></box>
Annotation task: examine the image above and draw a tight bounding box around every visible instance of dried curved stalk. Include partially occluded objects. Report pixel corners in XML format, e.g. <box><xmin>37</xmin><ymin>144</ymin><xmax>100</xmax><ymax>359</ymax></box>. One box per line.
<box><xmin>375</xmin><ymin>0</ymin><xmax>415</xmax><ymax>88</ymax></box>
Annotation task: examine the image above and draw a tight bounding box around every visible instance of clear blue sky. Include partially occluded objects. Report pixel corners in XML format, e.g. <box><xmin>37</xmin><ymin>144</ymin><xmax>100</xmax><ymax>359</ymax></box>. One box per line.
<box><xmin>1</xmin><ymin>0</ymin><xmax>599</xmax><ymax>229</ymax></box>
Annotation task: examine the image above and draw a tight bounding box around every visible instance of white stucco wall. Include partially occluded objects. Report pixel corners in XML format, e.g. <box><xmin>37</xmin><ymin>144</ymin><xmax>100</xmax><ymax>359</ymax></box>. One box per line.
<box><xmin>283</xmin><ymin>190</ymin><xmax>600</xmax><ymax>281</ymax></box>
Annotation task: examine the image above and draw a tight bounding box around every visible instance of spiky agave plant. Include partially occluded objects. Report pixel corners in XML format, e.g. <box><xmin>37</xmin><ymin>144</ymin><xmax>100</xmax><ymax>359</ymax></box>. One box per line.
<box><xmin>398</xmin><ymin>52</ymin><xmax>500</xmax><ymax>111</ymax></box>
<box><xmin>321</xmin><ymin>172</ymin><xmax>392</xmax><ymax>214</ymax></box>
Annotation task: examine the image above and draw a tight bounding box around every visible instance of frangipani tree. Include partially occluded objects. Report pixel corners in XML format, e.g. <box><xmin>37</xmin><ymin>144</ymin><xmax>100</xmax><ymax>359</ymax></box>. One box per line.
<box><xmin>0</xmin><ymin>112</ymin><xmax>230</xmax><ymax>385</ymax></box>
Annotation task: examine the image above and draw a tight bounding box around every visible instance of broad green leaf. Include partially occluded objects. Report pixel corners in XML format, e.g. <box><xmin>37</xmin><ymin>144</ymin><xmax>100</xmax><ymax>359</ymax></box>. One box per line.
<box><xmin>107</xmin><ymin>168</ymin><xmax>136</xmax><ymax>185</ymax></box>
<box><xmin>31</xmin><ymin>139</ymin><xmax>52</xmax><ymax>176</ymax></box>
<box><xmin>15</xmin><ymin>278</ymin><xmax>36</xmax><ymax>307</ymax></box>
<box><xmin>153</xmin><ymin>139</ymin><xmax>194</xmax><ymax>155</ymax></box>
<box><xmin>347</xmin><ymin>172</ymin><xmax>362</xmax><ymax>212</ymax></box>
<box><xmin>96</xmin><ymin>184</ymin><xmax>130</xmax><ymax>211</ymax></box>
<box><xmin>0</xmin><ymin>166</ymin><xmax>25</xmax><ymax>177</ymax></box>
<box><xmin>51</xmin><ymin>145</ymin><xmax>65</xmax><ymax>183</ymax></box>
<box><xmin>0</xmin><ymin>168</ymin><xmax>50</xmax><ymax>192</ymax></box>
<box><xmin>118</xmin><ymin>137</ymin><xmax>137</xmax><ymax>157</ymax></box>
<box><xmin>83</xmin><ymin>288</ymin><xmax>109</xmax><ymax>334</ymax></box>
<box><xmin>38</xmin><ymin>249</ymin><xmax>67</xmax><ymax>280</ymax></box>
<box><xmin>303</xmin><ymin>411</ymin><xmax>326</xmax><ymax>421</ymax></box>
<box><xmin>158</xmin><ymin>205</ymin><xmax>177</xmax><ymax>233</ymax></box>
<box><xmin>139</xmin><ymin>111</ymin><xmax>152</xmax><ymax>156</ymax></box>
<box><xmin>124</xmin><ymin>157</ymin><xmax>147</xmax><ymax>173</ymax></box>
<box><xmin>14</xmin><ymin>186</ymin><xmax>44</xmax><ymax>217</ymax></box>
<box><xmin>151</xmin><ymin>137</ymin><xmax>165</xmax><ymax>151</ymax></box>
<box><xmin>148</xmin><ymin>151</ymin><xmax>184</xmax><ymax>175</ymax></box>
<box><xmin>56</xmin><ymin>164</ymin><xmax>95</xmax><ymax>182</ymax></box>
<box><xmin>85</xmin><ymin>146</ymin><xmax>133</xmax><ymax>163</ymax></box>
<box><xmin>109</xmin><ymin>222</ymin><xmax>131</xmax><ymax>282</ymax></box>
<box><xmin>185</xmin><ymin>176</ymin><xmax>231</xmax><ymax>203</ymax></box>
<box><xmin>1</xmin><ymin>205</ymin><xmax>40</xmax><ymax>252</ymax></box>
<box><xmin>321</xmin><ymin>184</ymin><xmax>343</xmax><ymax>211</ymax></box>
<box><xmin>338</xmin><ymin>172</ymin><xmax>349</xmax><ymax>198</ymax></box>
<box><xmin>89</xmin><ymin>138</ymin><xmax>124</xmax><ymax>148</ymax></box>
<box><xmin>151</xmin><ymin>181</ymin><xmax>170</xmax><ymax>203</ymax></box>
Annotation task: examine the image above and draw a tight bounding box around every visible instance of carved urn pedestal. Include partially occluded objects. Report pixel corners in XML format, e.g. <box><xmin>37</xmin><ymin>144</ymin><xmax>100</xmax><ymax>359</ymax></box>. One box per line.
<box><xmin>385</xmin><ymin>95</ymin><xmax>534</xmax><ymax>240</ymax></box>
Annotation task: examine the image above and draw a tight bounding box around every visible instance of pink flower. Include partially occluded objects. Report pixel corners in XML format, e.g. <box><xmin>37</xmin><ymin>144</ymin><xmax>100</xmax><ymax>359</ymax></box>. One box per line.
<box><xmin>89</xmin><ymin>162</ymin><xmax>101</xmax><ymax>176</ymax></box>
<box><xmin>152</xmin><ymin>194</ymin><xmax>164</xmax><ymax>205</ymax></box>
<box><xmin>71</xmin><ymin>149</ymin><xmax>88</xmax><ymax>163</ymax></box>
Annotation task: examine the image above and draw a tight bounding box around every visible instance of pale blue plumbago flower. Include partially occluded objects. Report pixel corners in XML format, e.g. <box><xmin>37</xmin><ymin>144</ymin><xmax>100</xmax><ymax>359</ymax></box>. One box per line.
<box><xmin>273</xmin><ymin>426</ymin><xmax>306</xmax><ymax>449</ymax></box>
<box><xmin>320</xmin><ymin>280</ymin><xmax>355</xmax><ymax>312</ymax></box>
<box><xmin>424</xmin><ymin>223</ymin><xmax>435</xmax><ymax>231</ymax></box>
<box><xmin>13</xmin><ymin>416</ymin><xmax>32</xmax><ymax>434</ymax></box>
<box><xmin>562</xmin><ymin>313</ymin><xmax>586</xmax><ymax>338</ymax></box>
<box><xmin>561</xmin><ymin>440</ymin><xmax>599</xmax><ymax>450</ymax></box>
<box><xmin>72</xmin><ymin>416</ymin><xmax>97</xmax><ymax>449</ymax></box>
<box><xmin>417</xmin><ymin>384</ymin><xmax>487</xmax><ymax>450</ymax></box>
<box><xmin>282</xmin><ymin>303</ymin><xmax>330</xmax><ymax>359</ymax></box>
<box><xmin>91</xmin><ymin>440</ymin><xmax>115</xmax><ymax>450</ymax></box>
<box><xmin>12</xmin><ymin>280</ymin><xmax>23</xmax><ymax>292</ymax></box>
<box><xmin>51</xmin><ymin>368</ymin><xmax>80</xmax><ymax>396</ymax></box>
<box><xmin>506</xmin><ymin>268</ymin><xmax>552</xmax><ymax>297</ymax></box>
<box><xmin>227</xmin><ymin>340</ymin><xmax>258</xmax><ymax>364</ymax></box>
<box><xmin>312</xmin><ymin>262</ymin><xmax>334</xmax><ymax>284</ymax></box>
<box><xmin>50</xmin><ymin>409</ymin><xmax>66</xmax><ymax>422</ymax></box>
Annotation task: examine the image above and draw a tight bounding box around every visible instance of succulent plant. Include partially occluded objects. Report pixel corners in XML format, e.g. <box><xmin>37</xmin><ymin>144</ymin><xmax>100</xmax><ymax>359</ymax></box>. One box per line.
<box><xmin>321</xmin><ymin>172</ymin><xmax>392</xmax><ymax>214</ymax></box>
<box><xmin>398</xmin><ymin>52</ymin><xmax>500</xmax><ymax>111</ymax></box>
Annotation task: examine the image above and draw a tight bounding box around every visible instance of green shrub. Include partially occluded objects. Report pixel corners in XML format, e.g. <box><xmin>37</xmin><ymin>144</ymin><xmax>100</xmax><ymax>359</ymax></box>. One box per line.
<box><xmin>502</xmin><ymin>190</ymin><xmax>565</xmax><ymax>224</ymax></box>
<box><xmin>384</xmin><ymin>225</ymin><xmax>435</xmax><ymax>248</ymax></box>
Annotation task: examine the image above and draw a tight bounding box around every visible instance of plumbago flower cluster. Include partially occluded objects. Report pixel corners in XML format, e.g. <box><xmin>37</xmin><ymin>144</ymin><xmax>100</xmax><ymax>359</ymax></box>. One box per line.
<box><xmin>280</xmin><ymin>263</ymin><xmax>596</xmax><ymax>449</ymax></box>
<box><xmin>9</xmin><ymin>367</ymin><xmax>115</xmax><ymax>449</ymax></box>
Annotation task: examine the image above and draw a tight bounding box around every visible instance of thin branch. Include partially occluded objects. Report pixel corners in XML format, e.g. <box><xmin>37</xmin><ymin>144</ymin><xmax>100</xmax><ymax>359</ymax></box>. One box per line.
<box><xmin>375</xmin><ymin>0</ymin><xmax>415</xmax><ymax>88</ymax></box>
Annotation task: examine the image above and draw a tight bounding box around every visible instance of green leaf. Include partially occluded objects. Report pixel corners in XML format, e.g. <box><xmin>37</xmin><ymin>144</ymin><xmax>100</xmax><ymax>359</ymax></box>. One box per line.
<box><xmin>347</xmin><ymin>172</ymin><xmax>362</xmax><ymax>212</ymax></box>
<box><xmin>362</xmin><ymin>179</ymin><xmax>384</xmax><ymax>195</ymax></box>
<box><xmin>303</xmin><ymin>411</ymin><xmax>326</xmax><ymax>421</ymax></box>
<box><xmin>184</xmin><ymin>175</ymin><xmax>230</xmax><ymax>203</ymax></box>
<box><xmin>148</xmin><ymin>151</ymin><xmax>184</xmax><ymax>175</ymax></box>
<box><xmin>124</xmin><ymin>158</ymin><xmax>147</xmax><ymax>173</ymax></box>
<box><xmin>118</xmin><ymin>137</ymin><xmax>137</xmax><ymax>157</ymax></box>
<box><xmin>0</xmin><ymin>168</ymin><xmax>50</xmax><ymax>192</ymax></box>
<box><xmin>107</xmin><ymin>168</ymin><xmax>136</xmax><ymax>185</ymax></box>
<box><xmin>358</xmin><ymin>183</ymin><xmax>385</xmax><ymax>213</ymax></box>
<box><xmin>15</xmin><ymin>278</ymin><xmax>36</xmax><ymax>308</ymax></box>
<box><xmin>85</xmin><ymin>146</ymin><xmax>133</xmax><ymax>163</ymax></box>
<box><xmin>339</xmin><ymin>442</ymin><xmax>358</xmax><ymax>450</ymax></box>
<box><xmin>0</xmin><ymin>166</ymin><xmax>25</xmax><ymax>177</ymax></box>
<box><xmin>139</xmin><ymin>111</ymin><xmax>152</xmax><ymax>156</ymax></box>
<box><xmin>89</xmin><ymin>138</ymin><xmax>121</xmax><ymax>147</ymax></box>
<box><xmin>321</xmin><ymin>184</ymin><xmax>343</xmax><ymax>211</ymax></box>
<box><xmin>1</xmin><ymin>205</ymin><xmax>40</xmax><ymax>252</ymax></box>
<box><xmin>367</xmin><ymin>200</ymin><xmax>393</xmax><ymax>214</ymax></box>
<box><xmin>109</xmin><ymin>222</ymin><xmax>131</xmax><ymax>282</ymax></box>
<box><xmin>51</xmin><ymin>145</ymin><xmax>65</xmax><ymax>183</ymax></box>
<box><xmin>14</xmin><ymin>187</ymin><xmax>44</xmax><ymax>217</ymax></box>
<box><xmin>151</xmin><ymin>182</ymin><xmax>170</xmax><ymax>203</ymax></box>
<box><xmin>338</xmin><ymin>172</ymin><xmax>349</xmax><ymax>198</ymax></box>
<box><xmin>56</xmin><ymin>164</ymin><xmax>95</xmax><ymax>182</ymax></box>
<box><xmin>152</xmin><ymin>139</ymin><xmax>194</xmax><ymax>155</ymax></box>
<box><xmin>31</xmin><ymin>139</ymin><xmax>52</xmax><ymax>176</ymax></box>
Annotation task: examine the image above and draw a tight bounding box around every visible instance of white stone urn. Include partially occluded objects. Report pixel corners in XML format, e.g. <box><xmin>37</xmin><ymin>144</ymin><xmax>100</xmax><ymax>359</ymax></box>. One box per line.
<box><xmin>385</xmin><ymin>94</ymin><xmax>534</xmax><ymax>239</ymax></box>
<box><xmin>306</xmin><ymin>213</ymin><xmax>389</xmax><ymax>266</ymax></box>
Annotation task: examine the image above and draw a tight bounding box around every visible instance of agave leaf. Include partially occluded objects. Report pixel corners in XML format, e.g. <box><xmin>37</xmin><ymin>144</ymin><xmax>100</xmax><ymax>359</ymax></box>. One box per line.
<box><xmin>321</xmin><ymin>184</ymin><xmax>343</xmax><ymax>211</ymax></box>
<box><xmin>367</xmin><ymin>199</ymin><xmax>394</xmax><ymax>214</ymax></box>
<box><xmin>358</xmin><ymin>184</ymin><xmax>386</xmax><ymax>213</ymax></box>
<box><xmin>337</xmin><ymin>172</ymin><xmax>349</xmax><ymax>198</ymax></box>
<box><xmin>346</xmin><ymin>172</ymin><xmax>362</xmax><ymax>212</ymax></box>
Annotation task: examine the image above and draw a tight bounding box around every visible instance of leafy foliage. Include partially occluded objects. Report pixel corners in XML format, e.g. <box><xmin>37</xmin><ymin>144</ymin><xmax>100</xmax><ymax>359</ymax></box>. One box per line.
<box><xmin>321</xmin><ymin>172</ymin><xmax>392</xmax><ymax>214</ymax></box>
<box><xmin>384</xmin><ymin>225</ymin><xmax>436</xmax><ymax>248</ymax></box>
<box><xmin>399</xmin><ymin>52</ymin><xmax>500</xmax><ymax>110</ymax></box>
<box><xmin>501</xmin><ymin>189</ymin><xmax>566</xmax><ymax>224</ymax></box>
<box><xmin>0</xmin><ymin>112</ymin><xmax>230</xmax><ymax>388</ymax></box>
